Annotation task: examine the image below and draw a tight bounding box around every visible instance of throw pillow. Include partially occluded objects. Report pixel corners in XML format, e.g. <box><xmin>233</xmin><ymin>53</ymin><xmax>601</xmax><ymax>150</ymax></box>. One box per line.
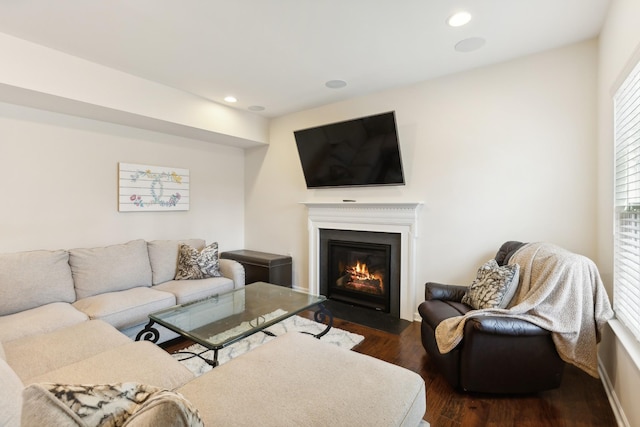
<box><xmin>461</xmin><ymin>259</ymin><xmax>520</xmax><ymax>310</ymax></box>
<box><xmin>21</xmin><ymin>382</ymin><xmax>203</xmax><ymax>427</ymax></box>
<box><xmin>175</xmin><ymin>242</ymin><xmax>222</xmax><ymax>280</ymax></box>
<box><xmin>122</xmin><ymin>389</ymin><xmax>204</xmax><ymax>426</ymax></box>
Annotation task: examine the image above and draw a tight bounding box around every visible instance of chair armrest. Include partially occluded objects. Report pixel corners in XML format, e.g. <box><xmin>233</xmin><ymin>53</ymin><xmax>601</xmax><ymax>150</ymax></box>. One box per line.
<box><xmin>466</xmin><ymin>316</ymin><xmax>551</xmax><ymax>337</ymax></box>
<box><xmin>425</xmin><ymin>282</ymin><xmax>468</xmax><ymax>302</ymax></box>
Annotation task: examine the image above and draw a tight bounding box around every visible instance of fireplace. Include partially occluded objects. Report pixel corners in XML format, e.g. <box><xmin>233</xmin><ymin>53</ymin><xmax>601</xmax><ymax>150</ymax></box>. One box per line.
<box><xmin>304</xmin><ymin>201</ymin><xmax>422</xmax><ymax>322</ymax></box>
<box><xmin>328</xmin><ymin>241</ymin><xmax>390</xmax><ymax>312</ymax></box>
<box><xmin>320</xmin><ymin>229</ymin><xmax>401</xmax><ymax>317</ymax></box>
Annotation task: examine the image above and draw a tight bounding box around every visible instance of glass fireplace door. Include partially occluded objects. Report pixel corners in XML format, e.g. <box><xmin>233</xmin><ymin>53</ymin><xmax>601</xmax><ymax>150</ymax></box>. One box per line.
<box><xmin>327</xmin><ymin>240</ymin><xmax>391</xmax><ymax>312</ymax></box>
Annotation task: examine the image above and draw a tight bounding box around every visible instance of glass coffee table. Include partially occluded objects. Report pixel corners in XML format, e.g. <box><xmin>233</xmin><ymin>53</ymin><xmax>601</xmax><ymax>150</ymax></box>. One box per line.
<box><xmin>136</xmin><ymin>281</ymin><xmax>331</xmax><ymax>367</ymax></box>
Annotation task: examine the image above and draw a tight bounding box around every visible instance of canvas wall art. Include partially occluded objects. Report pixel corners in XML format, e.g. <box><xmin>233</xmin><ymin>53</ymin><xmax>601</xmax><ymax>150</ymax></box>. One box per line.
<box><xmin>118</xmin><ymin>163</ymin><xmax>190</xmax><ymax>212</ymax></box>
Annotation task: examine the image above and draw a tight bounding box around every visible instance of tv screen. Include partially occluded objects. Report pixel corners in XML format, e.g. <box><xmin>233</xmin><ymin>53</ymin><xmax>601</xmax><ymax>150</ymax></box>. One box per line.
<box><xmin>293</xmin><ymin>111</ymin><xmax>405</xmax><ymax>188</ymax></box>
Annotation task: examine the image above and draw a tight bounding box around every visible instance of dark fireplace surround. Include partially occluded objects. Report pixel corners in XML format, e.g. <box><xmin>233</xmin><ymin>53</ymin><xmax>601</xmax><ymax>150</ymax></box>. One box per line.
<box><xmin>319</xmin><ymin>228</ymin><xmax>401</xmax><ymax>318</ymax></box>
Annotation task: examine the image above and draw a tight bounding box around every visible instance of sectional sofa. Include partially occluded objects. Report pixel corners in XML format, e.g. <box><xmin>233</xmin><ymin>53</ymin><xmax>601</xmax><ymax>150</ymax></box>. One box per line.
<box><xmin>0</xmin><ymin>238</ymin><xmax>245</xmax><ymax>345</ymax></box>
<box><xmin>0</xmin><ymin>238</ymin><xmax>427</xmax><ymax>426</ymax></box>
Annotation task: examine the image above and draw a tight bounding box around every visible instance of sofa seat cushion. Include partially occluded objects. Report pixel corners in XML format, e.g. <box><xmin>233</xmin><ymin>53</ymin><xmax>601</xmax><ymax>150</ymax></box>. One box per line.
<box><xmin>0</xmin><ymin>302</ymin><xmax>88</xmax><ymax>343</ymax></box>
<box><xmin>27</xmin><ymin>341</ymin><xmax>195</xmax><ymax>390</ymax></box>
<box><xmin>73</xmin><ymin>287</ymin><xmax>176</xmax><ymax>330</ymax></box>
<box><xmin>0</xmin><ymin>249</ymin><xmax>75</xmax><ymax>316</ymax></box>
<box><xmin>70</xmin><ymin>239</ymin><xmax>153</xmax><ymax>299</ymax></box>
<box><xmin>177</xmin><ymin>332</ymin><xmax>426</xmax><ymax>426</ymax></box>
<box><xmin>147</xmin><ymin>239</ymin><xmax>206</xmax><ymax>285</ymax></box>
<box><xmin>4</xmin><ymin>320</ymin><xmax>132</xmax><ymax>383</ymax></box>
<box><xmin>153</xmin><ymin>277</ymin><xmax>234</xmax><ymax>304</ymax></box>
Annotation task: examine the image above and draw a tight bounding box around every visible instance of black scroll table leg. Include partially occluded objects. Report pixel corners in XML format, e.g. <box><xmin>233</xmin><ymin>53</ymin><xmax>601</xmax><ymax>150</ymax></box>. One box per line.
<box><xmin>171</xmin><ymin>347</ymin><xmax>220</xmax><ymax>369</ymax></box>
<box><xmin>135</xmin><ymin>320</ymin><xmax>160</xmax><ymax>343</ymax></box>
<box><xmin>208</xmin><ymin>349</ymin><xmax>220</xmax><ymax>368</ymax></box>
<box><xmin>312</xmin><ymin>303</ymin><xmax>333</xmax><ymax>339</ymax></box>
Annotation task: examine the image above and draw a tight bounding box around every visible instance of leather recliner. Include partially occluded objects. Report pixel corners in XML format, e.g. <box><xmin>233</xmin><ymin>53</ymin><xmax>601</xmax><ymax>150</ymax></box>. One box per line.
<box><xmin>418</xmin><ymin>241</ymin><xmax>565</xmax><ymax>394</ymax></box>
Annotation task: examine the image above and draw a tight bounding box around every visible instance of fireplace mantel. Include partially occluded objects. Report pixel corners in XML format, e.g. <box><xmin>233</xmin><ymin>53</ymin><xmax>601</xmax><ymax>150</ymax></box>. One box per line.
<box><xmin>302</xmin><ymin>201</ymin><xmax>423</xmax><ymax>321</ymax></box>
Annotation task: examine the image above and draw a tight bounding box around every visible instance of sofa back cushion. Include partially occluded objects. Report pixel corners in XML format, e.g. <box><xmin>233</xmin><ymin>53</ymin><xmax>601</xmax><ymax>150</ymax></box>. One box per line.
<box><xmin>147</xmin><ymin>239</ymin><xmax>205</xmax><ymax>285</ymax></box>
<box><xmin>0</xmin><ymin>249</ymin><xmax>75</xmax><ymax>316</ymax></box>
<box><xmin>70</xmin><ymin>240</ymin><xmax>152</xmax><ymax>300</ymax></box>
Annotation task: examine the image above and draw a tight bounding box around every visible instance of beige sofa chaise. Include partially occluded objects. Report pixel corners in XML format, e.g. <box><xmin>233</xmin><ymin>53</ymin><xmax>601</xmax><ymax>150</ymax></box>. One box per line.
<box><xmin>0</xmin><ymin>239</ymin><xmax>427</xmax><ymax>426</ymax></box>
<box><xmin>2</xmin><ymin>322</ymin><xmax>426</xmax><ymax>426</ymax></box>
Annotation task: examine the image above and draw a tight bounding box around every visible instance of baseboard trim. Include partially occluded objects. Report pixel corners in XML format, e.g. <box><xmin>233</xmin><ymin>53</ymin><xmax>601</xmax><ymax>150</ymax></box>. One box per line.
<box><xmin>598</xmin><ymin>359</ymin><xmax>630</xmax><ymax>427</ymax></box>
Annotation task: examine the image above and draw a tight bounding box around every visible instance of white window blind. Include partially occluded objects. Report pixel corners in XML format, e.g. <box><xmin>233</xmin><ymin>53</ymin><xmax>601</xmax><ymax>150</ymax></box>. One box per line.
<box><xmin>614</xmin><ymin>57</ymin><xmax>640</xmax><ymax>343</ymax></box>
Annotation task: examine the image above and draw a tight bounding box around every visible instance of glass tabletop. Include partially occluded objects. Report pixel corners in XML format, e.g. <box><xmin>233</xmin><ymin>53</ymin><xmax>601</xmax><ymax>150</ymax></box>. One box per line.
<box><xmin>149</xmin><ymin>281</ymin><xmax>326</xmax><ymax>350</ymax></box>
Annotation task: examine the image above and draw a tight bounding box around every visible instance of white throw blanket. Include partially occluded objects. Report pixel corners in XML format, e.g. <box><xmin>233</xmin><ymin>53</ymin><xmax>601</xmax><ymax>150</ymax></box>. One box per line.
<box><xmin>435</xmin><ymin>242</ymin><xmax>614</xmax><ymax>378</ymax></box>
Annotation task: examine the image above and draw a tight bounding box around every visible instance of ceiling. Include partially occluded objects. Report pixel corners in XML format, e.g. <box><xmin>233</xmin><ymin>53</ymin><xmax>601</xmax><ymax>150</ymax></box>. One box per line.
<box><xmin>0</xmin><ymin>0</ymin><xmax>611</xmax><ymax>118</ymax></box>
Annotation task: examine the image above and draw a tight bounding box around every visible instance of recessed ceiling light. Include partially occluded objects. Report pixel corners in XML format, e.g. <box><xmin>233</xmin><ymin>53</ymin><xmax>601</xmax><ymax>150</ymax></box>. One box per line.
<box><xmin>224</xmin><ymin>96</ymin><xmax>237</xmax><ymax>103</ymax></box>
<box><xmin>248</xmin><ymin>105</ymin><xmax>265</xmax><ymax>112</ymax></box>
<box><xmin>454</xmin><ymin>37</ymin><xmax>486</xmax><ymax>53</ymax></box>
<box><xmin>447</xmin><ymin>11</ymin><xmax>472</xmax><ymax>27</ymax></box>
<box><xmin>325</xmin><ymin>80</ymin><xmax>347</xmax><ymax>89</ymax></box>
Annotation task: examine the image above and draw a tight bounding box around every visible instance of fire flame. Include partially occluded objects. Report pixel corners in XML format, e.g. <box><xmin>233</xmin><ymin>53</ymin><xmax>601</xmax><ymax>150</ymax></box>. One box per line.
<box><xmin>347</xmin><ymin>261</ymin><xmax>376</xmax><ymax>280</ymax></box>
<box><xmin>344</xmin><ymin>260</ymin><xmax>384</xmax><ymax>294</ymax></box>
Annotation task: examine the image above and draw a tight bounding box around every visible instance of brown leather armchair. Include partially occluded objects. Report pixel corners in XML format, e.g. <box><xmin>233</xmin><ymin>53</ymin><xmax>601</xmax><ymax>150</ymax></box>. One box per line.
<box><xmin>418</xmin><ymin>241</ymin><xmax>565</xmax><ymax>394</ymax></box>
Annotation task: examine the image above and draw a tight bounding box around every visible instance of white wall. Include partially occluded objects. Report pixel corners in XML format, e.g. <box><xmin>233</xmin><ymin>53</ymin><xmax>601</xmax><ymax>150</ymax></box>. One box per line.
<box><xmin>245</xmin><ymin>40</ymin><xmax>598</xmax><ymax>318</ymax></box>
<box><xmin>597</xmin><ymin>1</ymin><xmax>640</xmax><ymax>426</ymax></box>
<box><xmin>0</xmin><ymin>102</ymin><xmax>245</xmax><ymax>253</ymax></box>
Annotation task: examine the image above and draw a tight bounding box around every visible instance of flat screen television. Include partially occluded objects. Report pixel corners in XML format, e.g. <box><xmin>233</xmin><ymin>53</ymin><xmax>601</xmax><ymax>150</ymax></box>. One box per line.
<box><xmin>293</xmin><ymin>111</ymin><xmax>405</xmax><ymax>188</ymax></box>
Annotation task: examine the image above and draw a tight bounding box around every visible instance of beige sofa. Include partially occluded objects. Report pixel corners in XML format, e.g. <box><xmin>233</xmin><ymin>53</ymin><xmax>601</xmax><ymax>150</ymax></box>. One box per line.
<box><xmin>0</xmin><ymin>239</ymin><xmax>427</xmax><ymax>426</ymax></box>
<box><xmin>0</xmin><ymin>239</ymin><xmax>245</xmax><ymax>344</ymax></box>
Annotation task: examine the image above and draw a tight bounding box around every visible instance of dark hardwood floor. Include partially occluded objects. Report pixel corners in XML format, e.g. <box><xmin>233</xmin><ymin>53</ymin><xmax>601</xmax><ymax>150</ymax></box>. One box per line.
<box><xmin>164</xmin><ymin>311</ymin><xmax>618</xmax><ymax>427</ymax></box>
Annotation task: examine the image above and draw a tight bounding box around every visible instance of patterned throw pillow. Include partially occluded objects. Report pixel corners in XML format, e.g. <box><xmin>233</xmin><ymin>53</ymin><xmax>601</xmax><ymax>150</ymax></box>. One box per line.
<box><xmin>175</xmin><ymin>242</ymin><xmax>222</xmax><ymax>280</ymax></box>
<box><xmin>461</xmin><ymin>259</ymin><xmax>520</xmax><ymax>310</ymax></box>
<box><xmin>21</xmin><ymin>382</ymin><xmax>203</xmax><ymax>427</ymax></box>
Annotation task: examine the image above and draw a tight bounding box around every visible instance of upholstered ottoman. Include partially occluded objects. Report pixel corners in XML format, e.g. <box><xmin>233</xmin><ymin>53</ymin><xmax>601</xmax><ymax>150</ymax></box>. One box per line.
<box><xmin>178</xmin><ymin>332</ymin><xmax>426</xmax><ymax>426</ymax></box>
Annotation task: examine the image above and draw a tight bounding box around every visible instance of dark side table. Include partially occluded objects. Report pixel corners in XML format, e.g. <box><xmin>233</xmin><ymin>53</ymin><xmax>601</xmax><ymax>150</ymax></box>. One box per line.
<box><xmin>220</xmin><ymin>250</ymin><xmax>292</xmax><ymax>288</ymax></box>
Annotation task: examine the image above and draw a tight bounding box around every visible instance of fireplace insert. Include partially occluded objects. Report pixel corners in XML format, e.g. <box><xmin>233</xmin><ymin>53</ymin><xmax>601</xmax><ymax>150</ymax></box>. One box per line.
<box><xmin>320</xmin><ymin>229</ymin><xmax>401</xmax><ymax>317</ymax></box>
<box><xmin>327</xmin><ymin>240</ymin><xmax>391</xmax><ymax>312</ymax></box>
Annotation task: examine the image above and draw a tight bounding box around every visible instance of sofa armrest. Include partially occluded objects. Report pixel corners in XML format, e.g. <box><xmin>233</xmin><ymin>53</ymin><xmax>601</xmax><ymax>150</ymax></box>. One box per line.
<box><xmin>218</xmin><ymin>259</ymin><xmax>245</xmax><ymax>288</ymax></box>
<box><xmin>466</xmin><ymin>316</ymin><xmax>551</xmax><ymax>337</ymax></box>
<box><xmin>425</xmin><ymin>282</ymin><xmax>468</xmax><ymax>302</ymax></box>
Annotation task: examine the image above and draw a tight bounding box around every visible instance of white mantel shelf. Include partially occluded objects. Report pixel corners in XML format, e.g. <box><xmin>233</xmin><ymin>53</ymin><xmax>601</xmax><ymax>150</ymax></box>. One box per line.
<box><xmin>302</xmin><ymin>201</ymin><xmax>423</xmax><ymax>321</ymax></box>
<box><xmin>301</xmin><ymin>202</ymin><xmax>423</xmax><ymax>228</ymax></box>
<box><xmin>301</xmin><ymin>201</ymin><xmax>423</xmax><ymax>208</ymax></box>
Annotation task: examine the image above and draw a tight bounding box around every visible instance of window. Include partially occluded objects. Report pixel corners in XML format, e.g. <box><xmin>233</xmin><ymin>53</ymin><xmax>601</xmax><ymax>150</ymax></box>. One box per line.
<box><xmin>614</xmin><ymin>58</ymin><xmax>640</xmax><ymax>342</ymax></box>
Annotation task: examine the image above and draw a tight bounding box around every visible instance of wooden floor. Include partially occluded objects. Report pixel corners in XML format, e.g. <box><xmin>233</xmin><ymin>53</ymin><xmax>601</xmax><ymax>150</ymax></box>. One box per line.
<box><xmin>298</xmin><ymin>311</ymin><xmax>618</xmax><ymax>427</ymax></box>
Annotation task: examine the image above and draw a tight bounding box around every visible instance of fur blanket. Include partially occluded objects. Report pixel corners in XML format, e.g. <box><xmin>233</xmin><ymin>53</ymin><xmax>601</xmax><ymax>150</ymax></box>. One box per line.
<box><xmin>435</xmin><ymin>242</ymin><xmax>614</xmax><ymax>378</ymax></box>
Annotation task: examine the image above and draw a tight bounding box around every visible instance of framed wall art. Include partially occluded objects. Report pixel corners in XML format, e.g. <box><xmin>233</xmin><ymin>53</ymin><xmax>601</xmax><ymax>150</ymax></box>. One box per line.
<box><xmin>118</xmin><ymin>163</ymin><xmax>190</xmax><ymax>212</ymax></box>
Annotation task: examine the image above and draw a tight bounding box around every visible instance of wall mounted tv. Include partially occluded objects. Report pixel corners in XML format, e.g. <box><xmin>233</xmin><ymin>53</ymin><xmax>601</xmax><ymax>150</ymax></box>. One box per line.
<box><xmin>293</xmin><ymin>111</ymin><xmax>405</xmax><ymax>188</ymax></box>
